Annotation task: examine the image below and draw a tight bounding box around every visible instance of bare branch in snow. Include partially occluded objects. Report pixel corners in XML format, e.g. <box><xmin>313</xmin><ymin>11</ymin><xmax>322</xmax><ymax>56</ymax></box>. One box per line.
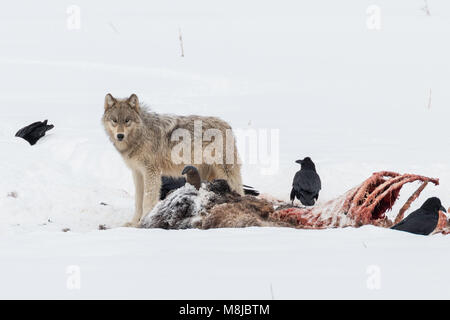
<box><xmin>422</xmin><ymin>0</ymin><xmax>431</xmax><ymax>16</ymax></box>
<box><xmin>179</xmin><ymin>27</ymin><xmax>185</xmax><ymax>57</ymax></box>
<box><xmin>108</xmin><ymin>21</ymin><xmax>120</xmax><ymax>34</ymax></box>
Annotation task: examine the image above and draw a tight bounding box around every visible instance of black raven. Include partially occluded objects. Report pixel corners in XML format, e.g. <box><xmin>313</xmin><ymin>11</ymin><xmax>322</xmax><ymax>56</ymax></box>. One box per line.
<box><xmin>182</xmin><ymin>165</ymin><xmax>202</xmax><ymax>190</ymax></box>
<box><xmin>15</xmin><ymin>120</ymin><xmax>54</xmax><ymax>145</ymax></box>
<box><xmin>391</xmin><ymin>197</ymin><xmax>446</xmax><ymax>235</ymax></box>
<box><xmin>290</xmin><ymin>157</ymin><xmax>321</xmax><ymax>206</ymax></box>
<box><xmin>160</xmin><ymin>176</ymin><xmax>187</xmax><ymax>200</ymax></box>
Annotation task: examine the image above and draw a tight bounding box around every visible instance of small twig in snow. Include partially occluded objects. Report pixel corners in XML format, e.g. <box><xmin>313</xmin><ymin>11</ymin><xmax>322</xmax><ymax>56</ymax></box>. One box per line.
<box><xmin>422</xmin><ymin>0</ymin><xmax>431</xmax><ymax>16</ymax></box>
<box><xmin>108</xmin><ymin>21</ymin><xmax>120</xmax><ymax>34</ymax></box>
<box><xmin>178</xmin><ymin>27</ymin><xmax>185</xmax><ymax>57</ymax></box>
<box><xmin>7</xmin><ymin>191</ymin><xmax>18</xmax><ymax>198</ymax></box>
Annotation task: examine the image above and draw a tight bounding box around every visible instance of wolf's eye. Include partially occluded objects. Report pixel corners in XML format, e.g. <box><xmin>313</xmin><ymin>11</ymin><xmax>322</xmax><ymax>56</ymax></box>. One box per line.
<box><xmin>111</xmin><ymin>119</ymin><xmax>118</xmax><ymax>124</ymax></box>
<box><xmin>125</xmin><ymin>119</ymin><xmax>131</xmax><ymax>124</ymax></box>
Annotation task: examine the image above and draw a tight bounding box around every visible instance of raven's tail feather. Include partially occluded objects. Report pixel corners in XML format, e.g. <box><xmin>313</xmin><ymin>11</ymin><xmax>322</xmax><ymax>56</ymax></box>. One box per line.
<box><xmin>243</xmin><ymin>185</ymin><xmax>259</xmax><ymax>196</ymax></box>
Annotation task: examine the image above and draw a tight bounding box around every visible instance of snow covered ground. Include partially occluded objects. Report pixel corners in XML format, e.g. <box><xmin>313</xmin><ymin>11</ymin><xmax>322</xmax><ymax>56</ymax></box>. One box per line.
<box><xmin>2</xmin><ymin>226</ymin><xmax>450</xmax><ymax>300</ymax></box>
<box><xmin>1</xmin><ymin>0</ymin><xmax>450</xmax><ymax>299</ymax></box>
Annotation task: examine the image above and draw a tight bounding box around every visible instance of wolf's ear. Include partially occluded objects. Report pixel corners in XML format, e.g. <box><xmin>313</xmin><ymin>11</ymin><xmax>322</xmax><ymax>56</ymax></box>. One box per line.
<box><xmin>105</xmin><ymin>93</ymin><xmax>116</xmax><ymax>110</ymax></box>
<box><xmin>127</xmin><ymin>94</ymin><xmax>139</xmax><ymax>111</ymax></box>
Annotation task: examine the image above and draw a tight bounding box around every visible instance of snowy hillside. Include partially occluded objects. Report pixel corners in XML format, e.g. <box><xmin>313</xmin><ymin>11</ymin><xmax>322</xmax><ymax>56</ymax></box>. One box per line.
<box><xmin>0</xmin><ymin>0</ymin><xmax>450</xmax><ymax>299</ymax></box>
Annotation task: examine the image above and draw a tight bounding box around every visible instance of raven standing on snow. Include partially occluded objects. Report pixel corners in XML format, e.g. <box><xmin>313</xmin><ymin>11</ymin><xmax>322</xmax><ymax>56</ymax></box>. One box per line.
<box><xmin>15</xmin><ymin>120</ymin><xmax>54</xmax><ymax>145</ymax></box>
<box><xmin>290</xmin><ymin>157</ymin><xmax>321</xmax><ymax>206</ymax></box>
<box><xmin>391</xmin><ymin>197</ymin><xmax>446</xmax><ymax>236</ymax></box>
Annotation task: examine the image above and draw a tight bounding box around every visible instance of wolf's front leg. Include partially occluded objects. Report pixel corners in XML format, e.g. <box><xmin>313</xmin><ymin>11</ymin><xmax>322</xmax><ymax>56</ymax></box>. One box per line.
<box><xmin>141</xmin><ymin>170</ymin><xmax>162</xmax><ymax>222</ymax></box>
<box><xmin>123</xmin><ymin>170</ymin><xmax>144</xmax><ymax>227</ymax></box>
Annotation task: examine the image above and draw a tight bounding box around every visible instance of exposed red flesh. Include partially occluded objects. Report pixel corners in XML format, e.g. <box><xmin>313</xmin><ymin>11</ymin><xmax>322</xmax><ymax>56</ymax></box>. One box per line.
<box><xmin>271</xmin><ymin>171</ymin><xmax>440</xmax><ymax>230</ymax></box>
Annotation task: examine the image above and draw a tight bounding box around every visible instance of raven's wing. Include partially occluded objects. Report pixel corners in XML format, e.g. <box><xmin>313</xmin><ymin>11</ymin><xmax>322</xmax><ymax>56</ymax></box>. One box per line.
<box><xmin>293</xmin><ymin>170</ymin><xmax>321</xmax><ymax>194</ymax></box>
<box><xmin>34</xmin><ymin>124</ymin><xmax>54</xmax><ymax>137</ymax></box>
<box><xmin>391</xmin><ymin>209</ymin><xmax>437</xmax><ymax>235</ymax></box>
<box><xmin>290</xmin><ymin>188</ymin><xmax>296</xmax><ymax>201</ymax></box>
<box><xmin>160</xmin><ymin>176</ymin><xmax>186</xmax><ymax>200</ymax></box>
<box><xmin>15</xmin><ymin>121</ymin><xmax>45</xmax><ymax>138</ymax></box>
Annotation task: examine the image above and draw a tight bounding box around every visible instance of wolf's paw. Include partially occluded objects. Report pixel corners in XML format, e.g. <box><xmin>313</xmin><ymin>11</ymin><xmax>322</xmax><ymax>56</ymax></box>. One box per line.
<box><xmin>122</xmin><ymin>221</ymin><xmax>139</xmax><ymax>228</ymax></box>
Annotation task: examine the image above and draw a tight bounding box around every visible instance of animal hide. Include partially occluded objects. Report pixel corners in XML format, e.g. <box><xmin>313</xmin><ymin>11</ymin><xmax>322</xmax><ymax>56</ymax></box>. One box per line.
<box><xmin>140</xmin><ymin>172</ymin><xmax>447</xmax><ymax>234</ymax></box>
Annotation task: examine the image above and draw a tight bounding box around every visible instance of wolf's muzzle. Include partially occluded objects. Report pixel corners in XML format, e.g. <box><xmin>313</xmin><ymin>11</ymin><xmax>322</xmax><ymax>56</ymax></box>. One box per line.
<box><xmin>117</xmin><ymin>133</ymin><xmax>125</xmax><ymax>141</ymax></box>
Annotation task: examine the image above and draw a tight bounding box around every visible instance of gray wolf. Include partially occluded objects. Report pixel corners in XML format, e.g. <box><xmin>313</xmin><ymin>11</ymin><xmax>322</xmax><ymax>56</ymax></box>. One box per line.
<box><xmin>102</xmin><ymin>93</ymin><xmax>244</xmax><ymax>227</ymax></box>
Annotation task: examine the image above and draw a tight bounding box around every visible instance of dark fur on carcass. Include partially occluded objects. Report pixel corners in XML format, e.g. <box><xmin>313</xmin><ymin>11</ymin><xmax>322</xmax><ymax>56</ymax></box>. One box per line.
<box><xmin>201</xmin><ymin>197</ymin><xmax>285</xmax><ymax>229</ymax></box>
<box><xmin>140</xmin><ymin>185</ymin><xmax>200</xmax><ymax>230</ymax></box>
<box><xmin>160</xmin><ymin>176</ymin><xmax>260</xmax><ymax>200</ymax></box>
<box><xmin>141</xmin><ymin>179</ymin><xmax>293</xmax><ymax>230</ymax></box>
<box><xmin>142</xmin><ymin>171</ymin><xmax>444</xmax><ymax>233</ymax></box>
<box><xmin>201</xmin><ymin>180</ymin><xmax>290</xmax><ymax>228</ymax></box>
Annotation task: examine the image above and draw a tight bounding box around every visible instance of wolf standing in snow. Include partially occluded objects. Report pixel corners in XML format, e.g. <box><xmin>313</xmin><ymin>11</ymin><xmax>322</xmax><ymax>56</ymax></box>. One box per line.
<box><xmin>102</xmin><ymin>93</ymin><xmax>244</xmax><ymax>227</ymax></box>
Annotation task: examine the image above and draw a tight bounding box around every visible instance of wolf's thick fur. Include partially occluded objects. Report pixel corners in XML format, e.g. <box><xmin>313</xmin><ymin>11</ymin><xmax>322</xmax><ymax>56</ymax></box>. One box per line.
<box><xmin>102</xmin><ymin>93</ymin><xmax>244</xmax><ymax>227</ymax></box>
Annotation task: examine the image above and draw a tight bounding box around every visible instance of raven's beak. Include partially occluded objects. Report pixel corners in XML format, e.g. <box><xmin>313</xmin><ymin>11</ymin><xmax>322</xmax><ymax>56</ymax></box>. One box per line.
<box><xmin>440</xmin><ymin>205</ymin><xmax>447</xmax><ymax>213</ymax></box>
<box><xmin>295</xmin><ymin>159</ymin><xmax>303</xmax><ymax>164</ymax></box>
